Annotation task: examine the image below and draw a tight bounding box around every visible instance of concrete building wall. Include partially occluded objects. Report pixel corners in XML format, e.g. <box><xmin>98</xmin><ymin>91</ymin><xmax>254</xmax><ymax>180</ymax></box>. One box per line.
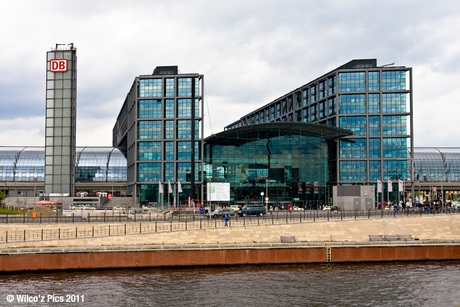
<box><xmin>333</xmin><ymin>185</ymin><xmax>375</xmax><ymax>210</ymax></box>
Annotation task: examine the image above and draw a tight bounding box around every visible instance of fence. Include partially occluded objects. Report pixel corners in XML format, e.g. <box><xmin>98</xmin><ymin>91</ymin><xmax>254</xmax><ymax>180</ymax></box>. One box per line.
<box><xmin>0</xmin><ymin>208</ymin><xmax>458</xmax><ymax>244</ymax></box>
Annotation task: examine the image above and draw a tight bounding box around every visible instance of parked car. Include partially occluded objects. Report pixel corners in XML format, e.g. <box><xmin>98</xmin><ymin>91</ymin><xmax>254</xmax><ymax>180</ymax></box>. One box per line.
<box><xmin>230</xmin><ymin>205</ymin><xmax>241</xmax><ymax>212</ymax></box>
<box><xmin>238</xmin><ymin>204</ymin><xmax>266</xmax><ymax>216</ymax></box>
<box><xmin>293</xmin><ymin>206</ymin><xmax>304</xmax><ymax>211</ymax></box>
<box><xmin>323</xmin><ymin>206</ymin><xmax>339</xmax><ymax>211</ymax></box>
<box><xmin>207</xmin><ymin>208</ymin><xmax>235</xmax><ymax>218</ymax></box>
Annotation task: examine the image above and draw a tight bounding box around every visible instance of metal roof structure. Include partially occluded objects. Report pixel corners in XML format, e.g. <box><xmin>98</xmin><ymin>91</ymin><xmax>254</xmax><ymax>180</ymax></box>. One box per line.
<box><xmin>205</xmin><ymin>122</ymin><xmax>353</xmax><ymax>146</ymax></box>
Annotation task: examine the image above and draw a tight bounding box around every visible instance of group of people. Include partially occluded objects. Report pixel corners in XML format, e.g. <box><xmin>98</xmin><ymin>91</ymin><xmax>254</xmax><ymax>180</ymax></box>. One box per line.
<box><xmin>377</xmin><ymin>200</ymin><xmax>411</xmax><ymax>211</ymax></box>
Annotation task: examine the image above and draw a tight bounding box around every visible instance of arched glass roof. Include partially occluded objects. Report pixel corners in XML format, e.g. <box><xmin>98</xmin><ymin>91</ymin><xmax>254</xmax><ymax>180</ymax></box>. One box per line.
<box><xmin>0</xmin><ymin>146</ymin><xmax>127</xmax><ymax>182</ymax></box>
<box><xmin>409</xmin><ymin>147</ymin><xmax>460</xmax><ymax>182</ymax></box>
<box><xmin>3</xmin><ymin>146</ymin><xmax>460</xmax><ymax>183</ymax></box>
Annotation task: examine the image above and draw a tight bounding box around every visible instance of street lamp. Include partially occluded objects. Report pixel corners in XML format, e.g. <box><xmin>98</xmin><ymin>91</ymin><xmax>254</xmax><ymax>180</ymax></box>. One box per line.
<box><xmin>33</xmin><ymin>177</ymin><xmax>37</xmax><ymax>212</ymax></box>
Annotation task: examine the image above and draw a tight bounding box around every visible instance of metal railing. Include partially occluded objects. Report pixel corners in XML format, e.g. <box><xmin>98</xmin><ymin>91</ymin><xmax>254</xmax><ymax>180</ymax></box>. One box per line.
<box><xmin>0</xmin><ymin>207</ymin><xmax>458</xmax><ymax>244</ymax></box>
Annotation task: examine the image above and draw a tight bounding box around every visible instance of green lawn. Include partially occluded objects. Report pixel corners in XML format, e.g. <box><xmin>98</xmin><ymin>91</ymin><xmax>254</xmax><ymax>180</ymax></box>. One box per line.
<box><xmin>0</xmin><ymin>208</ymin><xmax>25</xmax><ymax>215</ymax></box>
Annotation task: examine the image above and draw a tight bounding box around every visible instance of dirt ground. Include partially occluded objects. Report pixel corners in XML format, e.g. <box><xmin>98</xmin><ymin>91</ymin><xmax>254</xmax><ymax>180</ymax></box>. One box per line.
<box><xmin>25</xmin><ymin>206</ymin><xmax>56</xmax><ymax>217</ymax></box>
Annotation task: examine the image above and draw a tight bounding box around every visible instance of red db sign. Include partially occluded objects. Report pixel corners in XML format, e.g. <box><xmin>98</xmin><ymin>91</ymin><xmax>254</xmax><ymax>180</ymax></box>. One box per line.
<box><xmin>50</xmin><ymin>59</ymin><xmax>67</xmax><ymax>72</ymax></box>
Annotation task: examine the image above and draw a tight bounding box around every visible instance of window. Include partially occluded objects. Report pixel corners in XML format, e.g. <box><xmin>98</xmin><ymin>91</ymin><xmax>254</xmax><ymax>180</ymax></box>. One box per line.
<box><xmin>339</xmin><ymin>116</ymin><xmax>366</xmax><ymax>136</ymax></box>
<box><xmin>138</xmin><ymin>100</ymin><xmax>162</xmax><ymax>118</ymax></box>
<box><xmin>328</xmin><ymin>97</ymin><xmax>336</xmax><ymax>116</ymax></box>
<box><xmin>383</xmin><ymin>160</ymin><xmax>408</xmax><ymax>180</ymax></box>
<box><xmin>369</xmin><ymin>94</ymin><xmax>380</xmax><ymax>113</ymax></box>
<box><xmin>339</xmin><ymin>94</ymin><xmax>366</xmax><ymax>114</ymax></box>
<box><xmin>369</xmin><ymin>160</ymin><xmax>381</xmax><ymax>181</ymax></box>
<box><xmin>310</xmin><ymin>105</ymin><xmax>317</xmax><ymax>122</ymax></box>
<box><xmin>177</xmin><ymin>141</ymin><xmax>191</xmax><ymax>160</ymax></box>
<box><xmin>383</xmin><ymin>138</ymin><xmax>407</xmax><ymax>158</ymax></box>
<box><xmin>382</xmin><ymin>71</ymin><xmax>406</xmax><ymax>91</ymax></box>
<box><xmin>310</xmin><ymin>86</ymin><xmax>316</xmax><ymax>103</ymax></box>
<box><xmin>382</xmin><ymin>93</ymin><xmax>407</xmax><ymax>113</ymax></box>
<box><xmin>138</xmin><ymin>142</ymin><xmax>161</xmax><ymax>161</ymax></box>
<box><xmin>137</xmin><ymin>163</ymin><xmax>161</xmax><ymax>182</ymax></box>
<box><xmin>303</xmin><ymin>89</ymin><xmax>309</xmax><ymax>106</ymax></box>
<box><xmin>328</xmin><ymin>76</ymin><xmax>336</xmax><ymax>95</ymax></box>
<box><xmin>338</xmin><ymin>72</ymin><xmax>366</xmax><ymax>92</ymax></box>
<box><xmin>339</xmin><ymin>161</ymin><xmax>367</xmax><ymax>181</ymax></box>
<box><xmin>165</xmin><ymin>121</ymin><xmax>175</xmax><ymax>139</ymax></box>
<box><xmin>178</xmin><ymin>99</ymin><xmax>192</xmax><ymax>117</ymax></box>
<box><xmin>177</xmin><ymin>120</ymin><xmax>191</xmax><ymax>139</ymax></box>
<box><xmin>369</xmin><ymin>116</ymin><xmax>380</xmax><ymax>135</ymax></box>
<box><xmin>368</xmin><ymin>71</ymin><xmax>379</xmax><ymax>91</ymax></box>
<box><xmin>178</xmin><ymin>78</ymin><xmax>200</xmax><ymax>97</ymax></box>
<box><xmin>165</xmin><ymin>78</ymin><xmax>175</xmax><ymax>97</ymax></box>
<box><xmin>369</xmin><ymin>138</ymin><xmax>381</xmax><ymax>158</ymax></box>
<box><xmin>139</xmin><ymin>79</ymin><xmax>162</xmax><ymax>97</ymax></box>
<box><xmin>138</xmin><ymin>121</ymin><xmax>162</xmax><ymax>139</ymax></box>
<box><xmin>164</xmin><ymin>163</ymin><xmax>174</xmax><ymax>181</ymax></box>
<box><xmin>340</xmin><ymin>139</ymin><xmax>366</xmax><ymax>158</ymax></box>
<box><xmin>165</xmin><ymin>99</ymin><xmax>175</xmax><ymax>118</ymax></box>
<box><xmin>382</xmin><ymin>115</ymin><xmax>407</xmax><ymax>135</ymax></box>
<box><xmin>164</xmin><ymin>142</ymin><xmax>174</xmax><ymax>160</ymax></box>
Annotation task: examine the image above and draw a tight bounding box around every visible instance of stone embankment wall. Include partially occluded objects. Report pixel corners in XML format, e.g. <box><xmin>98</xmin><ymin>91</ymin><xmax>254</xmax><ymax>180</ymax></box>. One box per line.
<box><xmin>0</xmin><ymin>215</ymin><xmax>459</xmax><ymax>272</ymax></box>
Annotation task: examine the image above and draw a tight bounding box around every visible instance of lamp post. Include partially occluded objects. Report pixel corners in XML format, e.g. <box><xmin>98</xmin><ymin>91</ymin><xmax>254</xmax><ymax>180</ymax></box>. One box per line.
<box><xmin>33</xmin><ymin>177</ymin><xmax>37</xmax><ymax>212</ymax></box>
<box><xmin>266</xmin><ymin>179</ymin><xmax>269</xmax><ymax>208</ymax></box>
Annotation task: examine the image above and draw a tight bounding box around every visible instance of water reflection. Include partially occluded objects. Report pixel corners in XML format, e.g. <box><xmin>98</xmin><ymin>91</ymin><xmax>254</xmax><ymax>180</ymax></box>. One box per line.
<box><xmin>0</xmin><ymin>262</ymin><xmax>459</xmax><ymax>306</ymax></box>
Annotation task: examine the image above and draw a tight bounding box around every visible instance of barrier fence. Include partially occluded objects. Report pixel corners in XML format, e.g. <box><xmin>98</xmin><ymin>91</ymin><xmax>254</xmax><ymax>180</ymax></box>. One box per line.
<box><xmin>0</xmin><ymin>208</ymin><xmax>458</xmax><ymax>244</ymax></box>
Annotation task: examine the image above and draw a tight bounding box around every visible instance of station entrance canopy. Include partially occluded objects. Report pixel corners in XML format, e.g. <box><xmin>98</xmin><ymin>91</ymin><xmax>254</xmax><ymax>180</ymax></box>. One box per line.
<box><xmin>205</xmin><ymin>122</ymin><xmax>353</xmax><ymax>146</ymax></box>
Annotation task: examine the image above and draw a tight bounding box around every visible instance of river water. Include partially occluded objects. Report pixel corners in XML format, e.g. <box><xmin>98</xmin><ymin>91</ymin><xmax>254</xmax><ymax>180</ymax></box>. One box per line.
<box><xmin>1</xmin><ymin>262</ymin><xmax>459</xmax><ymax>306</ymax></box>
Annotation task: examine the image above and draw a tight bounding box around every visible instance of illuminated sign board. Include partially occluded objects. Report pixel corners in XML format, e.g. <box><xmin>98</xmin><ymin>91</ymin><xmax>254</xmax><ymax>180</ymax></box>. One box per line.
<box><xmin>50</xmin><ymin>59</ymin><xmax>67</xmax><ymax>72</ymax></box>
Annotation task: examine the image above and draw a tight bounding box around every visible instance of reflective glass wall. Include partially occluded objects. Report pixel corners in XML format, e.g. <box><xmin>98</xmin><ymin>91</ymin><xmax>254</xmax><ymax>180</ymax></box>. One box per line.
<box><xmin>205</xmin><ymin>134</ymin><xmax>329</xmax><ymax>208</ymax></box>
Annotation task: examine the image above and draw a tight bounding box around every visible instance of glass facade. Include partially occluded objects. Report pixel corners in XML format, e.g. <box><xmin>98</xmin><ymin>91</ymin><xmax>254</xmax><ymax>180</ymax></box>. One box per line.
<box><xmin>113</xmin><ymin>67</ymin><xmax>204</xmax><ymax>206</ymax></box>
<box><xmin>224</xmin><ymin>60</ymin><xmax>413</xmax><ymax>199</ymax></box>
<box><xmin>205</xmin><ymin>133</ymin><xmax>329</xmax><ymax>208</ymax></box>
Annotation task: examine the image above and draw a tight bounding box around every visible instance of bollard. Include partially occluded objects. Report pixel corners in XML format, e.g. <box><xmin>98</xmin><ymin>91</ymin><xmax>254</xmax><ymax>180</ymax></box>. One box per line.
<box><xmin>124</xmin><ymin>224</ymin><xmax>126</xmax><ymax>235</ymax></box>
<box><xmin>92</xmin><ymin>226</ymin><xmax>94</xmax><ymax>237</ymax></box>
<box><xmin>76</xmin><ymin>227</ymin><xmax>78</xmax><ymax>238</ymax></box>
<box><xmin>41</xmin><ymin>229</ymin><xmax>43</xmax><ymax>241</ymax></box>
<box><xmin>140</xmin><ymin>223</ymin><xmax>142</xmax><ymax>234</ymax></box>
<box><xmin>6</xmin><ymin>231</ymin><xmax>8</xmax><ymax>243</ymax></box>
<box><xmin>24</xmin><ymin>229</ymin><xmax>26</xmax><ymax>241</ymax></box>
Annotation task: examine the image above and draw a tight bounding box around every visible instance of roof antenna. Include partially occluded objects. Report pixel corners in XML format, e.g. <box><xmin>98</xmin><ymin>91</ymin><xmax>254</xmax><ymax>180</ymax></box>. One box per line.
<box><xmin>381</xmin><ymin>62</ymin><xmax>395</xmax><ymax>67</ymax></box>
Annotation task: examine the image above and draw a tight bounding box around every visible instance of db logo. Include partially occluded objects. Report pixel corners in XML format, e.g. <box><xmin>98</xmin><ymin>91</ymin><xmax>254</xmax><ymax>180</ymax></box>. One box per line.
<box><xmin>50</xmin><ymin>59</ymin><xmax>67</xmax><ymax>72</ymax></box>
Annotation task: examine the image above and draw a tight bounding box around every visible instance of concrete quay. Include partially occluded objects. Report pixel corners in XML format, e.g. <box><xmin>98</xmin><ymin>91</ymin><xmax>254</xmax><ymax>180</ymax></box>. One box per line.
<box><xmin>0</xmin><ymin>214</ymin><xmax>458</xmax><ymax>248</ymax></box>
<box><xmin>0</xmin><ymin>215</ymin><xmax>458</xmax><ymax>272</ymax></box>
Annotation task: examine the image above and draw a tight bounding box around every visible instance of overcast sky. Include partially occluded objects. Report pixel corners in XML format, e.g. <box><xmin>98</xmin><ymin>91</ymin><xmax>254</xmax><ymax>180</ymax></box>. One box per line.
<box><xmin>0</xmin><ymin>0</ymin><xmax>459</xmax><ymax>148</ymax></box>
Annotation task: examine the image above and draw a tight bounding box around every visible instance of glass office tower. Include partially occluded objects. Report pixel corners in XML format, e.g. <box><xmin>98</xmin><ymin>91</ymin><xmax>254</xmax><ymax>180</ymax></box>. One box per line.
<box><xmin>113</xmin><ymin>66</ymin><xmax>204</xmax><ymax>206</ymax></box>
<box><xmin>225</xmin><ymin>59</ymin><xmax>413</xmax><ymax>197</ymax></box>
<box><xmin>44</xmin><ymin>44</ymin><xmax>77</xmax><ymax>196</ymax></box>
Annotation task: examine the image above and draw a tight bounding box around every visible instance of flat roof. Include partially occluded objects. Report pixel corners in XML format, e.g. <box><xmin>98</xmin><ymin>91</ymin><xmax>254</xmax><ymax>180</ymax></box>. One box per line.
<box><xmin>205</xmin><ymin>122</ymin><xmax>353</xmax><ymax>146</ymax></box>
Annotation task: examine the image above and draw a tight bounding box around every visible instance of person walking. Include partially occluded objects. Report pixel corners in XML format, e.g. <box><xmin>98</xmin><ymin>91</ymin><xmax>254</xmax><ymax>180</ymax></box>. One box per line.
<box><xmin>223</xmin><ymin>215</ymin><xmax>229</xmax><ymax>227</ymax></box>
